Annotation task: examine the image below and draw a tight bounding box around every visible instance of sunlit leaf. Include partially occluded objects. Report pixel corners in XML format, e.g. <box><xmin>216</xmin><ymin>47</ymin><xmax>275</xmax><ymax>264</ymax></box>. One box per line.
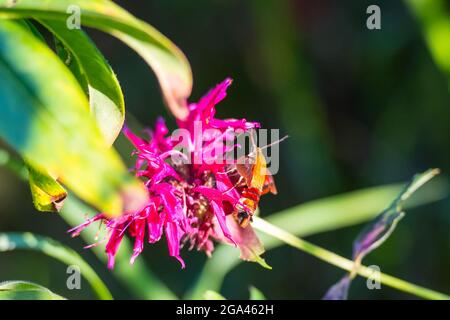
<box><xmin>27</xmin><ymin>162</ymin><xmax>67</xmax><ymax>212</ymax></box>
<box><xmin>10</xmin><ymin>20</ymin><xmax>67</xmax><ymax>213</ymax></box>
<box><xmin>39</xmin><ymin>19</ymin><xmax>125</xmax><ymax>145</ymax></box>
<box><xmin>407</xmin><ymin>0</ymin><xmax>450</xmax><ymax>90</ymax></box>
<box><xmin>0</xmin><ymin>19</ymin><xmax>147</xmax><ymax>216</ymax></box>
<box><xmin>0</xmin><ymin>281</ymin><xmax>65</xmax><ymax>300</ymax></box>
<box><xmin>249</xmin><ymin>286</ymin><xmax>266</xmax><ymax>300</ymax></box>
<box><xmin>17</xmin><ymin>19</ymin><xmax>45</xmax><ymax>42</ymax></box>
<box><xmin>0</xmin><ymin>0</ymin><xmax>192</xmax><ymax>119</ymax></box>
<box><xmin>203</xmin><ymin>290</ymin><xmax>226</xmax><ymax>300</ymax></box>
<box><xmin>16</xmin><ymin>19</ymin><xmax>124</xmax><ymax>212</ymax></box>
<box><xmin>0</xmin><ymin>232</ymin><xmax>112</xmax><ymax>300</ymax></box>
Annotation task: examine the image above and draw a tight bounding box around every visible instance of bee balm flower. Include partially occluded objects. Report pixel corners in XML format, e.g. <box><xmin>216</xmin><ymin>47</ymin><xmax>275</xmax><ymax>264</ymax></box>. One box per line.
<box><xmin>70</xmin><ymin>79</ymin><xmax>271</xmax><ymax>269</ymax></box>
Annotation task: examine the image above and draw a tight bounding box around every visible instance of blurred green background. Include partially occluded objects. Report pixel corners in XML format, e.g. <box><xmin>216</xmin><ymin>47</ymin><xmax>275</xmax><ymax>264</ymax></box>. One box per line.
<box><xmin>0</xmin><ymin>0</ymin><xmax>449</xmax><ymax>299</ymax></box>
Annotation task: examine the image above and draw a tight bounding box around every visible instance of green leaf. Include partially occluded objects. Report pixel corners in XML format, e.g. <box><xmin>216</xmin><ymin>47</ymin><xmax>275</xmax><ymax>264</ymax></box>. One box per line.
<box><xmin>0</xmin><ymin>232</ymin><xmax>112</xmax><ymax>299</ymax></box>
<box><xmin>39</xmin><ymin>19</ymin><xmax>125</xmax><ymax>145</ymax></box>
<box><xmin>0</xmin><ymin>148</ymin><xmax>28</xmax><ymax>179</ymax></box>
<box><xmin>10</xmin><ymin>21</ymin><xmax>64</xmax><ymax>213</ymax></box>
<box><xmin>0</xmin><ymin>19</ymin><xmax>147</xmax><ymax>216</ymax></box>
<box><xmin>0</xmin><ymin>281</ymin><xmax>65</xmax><ymax>300</ymax></box>
<box><xmin>0</xmin><ymin>0</ymin><xmax>192</xmax><ymax>119</ymax></box>
<box><xmin>249</xmin><ymin>286</ymin><xmax>266</xmax><ymax>300</ymax></box>
<box><xmin>203</xmin><ymin>290</ymin><xmax>226</xmax><ymax>300</ymax></box>
<box><xmin>17</xmin><ymin>19</ymin><xmax>124</xmax><ymax>212</ymax></box>
<box><xmin>27</xmin><ymin>162</ymin><xmax>67</xmax><ymax>212</ymax></box>
<box><xmin>407</xmin><ymin>0</ymin><xmax>450</xmax><ymax>90</ymax></box>
<box><xmin>16</xmin><ymin>19</ymin><xmax>45</xmax><ymax>42</ymax></box>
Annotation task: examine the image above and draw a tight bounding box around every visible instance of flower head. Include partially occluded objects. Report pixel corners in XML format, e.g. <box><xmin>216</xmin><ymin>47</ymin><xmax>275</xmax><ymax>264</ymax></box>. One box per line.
<box><xmin>70</xmin><ymin>79</ymin><xmax>271</xmax><ymax>269</ymax></box>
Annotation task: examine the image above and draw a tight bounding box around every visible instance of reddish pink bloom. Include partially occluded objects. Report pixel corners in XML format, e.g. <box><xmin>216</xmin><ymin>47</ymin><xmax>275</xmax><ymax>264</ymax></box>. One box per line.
<box><xmin>70</xmin><ymin>79</ymin><xmax>268</xmax><ymax>269</ymax></box>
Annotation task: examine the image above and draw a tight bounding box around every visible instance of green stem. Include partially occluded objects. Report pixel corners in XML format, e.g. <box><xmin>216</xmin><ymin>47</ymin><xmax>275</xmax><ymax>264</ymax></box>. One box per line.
<box><xmin>252</xmin><ymin>217</ymin><xmax>450</xmax><ymax>300</ymax></box>
<box><xmin>0</xmin><ymin>232</ymin><xmax>112</xmax><ymax>300</ymax></box>
<box><xmin>186</xmin><ymin>180</ymin><xmax>447</xmax><ymax>299</ymax></box>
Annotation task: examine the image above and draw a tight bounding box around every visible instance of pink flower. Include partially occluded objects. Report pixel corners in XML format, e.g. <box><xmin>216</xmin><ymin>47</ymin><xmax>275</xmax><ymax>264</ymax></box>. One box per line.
<box><xmin>70</xmin><ymin>79</ymin><xmax>269</xmax><ymax>269</ymax></box>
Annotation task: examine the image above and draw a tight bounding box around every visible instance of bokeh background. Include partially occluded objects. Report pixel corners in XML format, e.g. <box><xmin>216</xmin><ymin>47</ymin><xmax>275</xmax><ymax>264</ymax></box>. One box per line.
<box><xmin>0</xmin><ymin>0</ymin><xmax>449</xmax><ymax>299</ymax></box>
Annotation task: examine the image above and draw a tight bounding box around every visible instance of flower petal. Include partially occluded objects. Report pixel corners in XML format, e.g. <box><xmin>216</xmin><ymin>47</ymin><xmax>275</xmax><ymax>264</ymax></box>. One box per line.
<box><xmin>130</xmin><ymin>217</ymin><xmax>146</xmax><ymax>264</ymax></box>
<box><xmin>210</xmin><ymin>200</ymin><xmax>235</xmax><ymax>245</ymax></box>
<box><xmin>165</xmin><ymin>221</ymin><xmax>185</xmax><ymax>268</ymax></box>
<box><xmin>105</xmin><ymin>225</ymin><xmax>126</xmax><ymax>269</ymax></box>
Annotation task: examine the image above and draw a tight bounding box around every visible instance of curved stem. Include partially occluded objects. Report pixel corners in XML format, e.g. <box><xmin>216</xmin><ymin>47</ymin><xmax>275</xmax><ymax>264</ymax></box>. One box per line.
<box><xmin>61</xmin><ymin>196</ymin><xmax>178</xmax><ymax>300</ymax></box>
<box><xmin>0</xmin><ymin>232</ymin><xmax>112</xmax><ymax>300</ymax></box>
<box><xmin>186</xmin><ymin>180</ymin><xmax>447</xmax><ymax>299</ymax></box>
<box><xmin>252</xmin><ymin>217</ymin><xmax>450</xmax><ymax>300</ymax></box>
<box><xmin>0</xmin><ymin>149</ymin><xmax>177</xmax><ymax>300</ymax></box>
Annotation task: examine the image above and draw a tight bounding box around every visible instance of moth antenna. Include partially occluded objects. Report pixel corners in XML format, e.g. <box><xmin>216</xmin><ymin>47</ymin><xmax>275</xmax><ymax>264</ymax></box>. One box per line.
<box><xmin>259</xmin><ymin>135</ymin><xmax>289</xmax><ymax>151</ymax></box>
<box><xmin>94</xmin><ymin>221</ymin><xmax>103</xmax><ymax>241</ymax></box>
<box><xmin>216</xmin><ymin>166</ymin><xmax>238</xmax><ymax>175</ymax></box>
<box><xmin>223</xmin><ymin>176</ymin><xmax>245</xmax><ymax>194</ymax></box>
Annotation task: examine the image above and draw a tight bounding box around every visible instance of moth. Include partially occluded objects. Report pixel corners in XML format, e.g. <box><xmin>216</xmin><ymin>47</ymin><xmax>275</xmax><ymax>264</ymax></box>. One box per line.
<box><xmin>227</xmin><ymin>133</ymin><xmax>287</xmax><ymax>227</ymax></box>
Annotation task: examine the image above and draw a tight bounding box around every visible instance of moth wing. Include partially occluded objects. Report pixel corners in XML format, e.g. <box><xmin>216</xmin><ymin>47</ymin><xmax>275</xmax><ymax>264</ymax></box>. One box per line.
<box><xmin>236</xmin><ymin>161</ymin><xmax>254</xmax><ymax>186</ymax></box>
<box><xmin>262</xmin><ymin>174</ymin><xmax>278</xmax><ymax>195</ymax></box>
<box><xmin>249</xmin><ymin>149</ymin><xmax>267</xmax><ymax>191</ymax></box>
